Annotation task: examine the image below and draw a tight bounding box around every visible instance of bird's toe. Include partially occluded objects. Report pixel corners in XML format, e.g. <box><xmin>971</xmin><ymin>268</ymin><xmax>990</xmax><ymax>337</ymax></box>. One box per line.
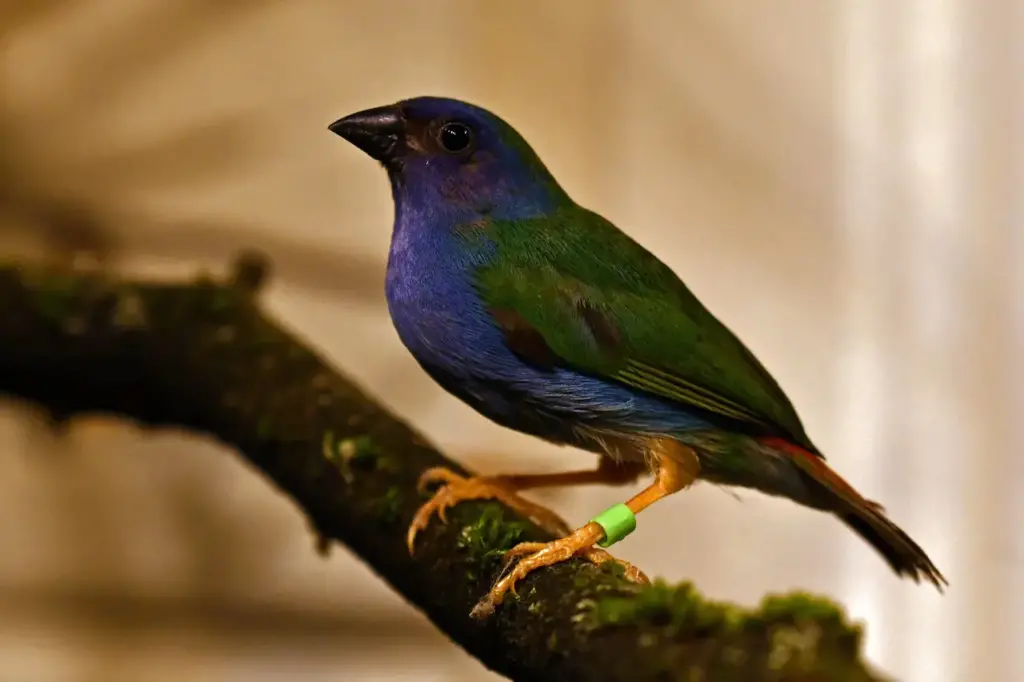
<box><xmin>577</xmin><ymin>546</ymin><xmax>650</xmax><ymax>584</ymax></box>
<box><xmin>471</xmin><ymin>523</ymin><xmax>605</xmax><ymax>618</ymax></box>
<box><xmin>415</xmin><ymin>466</ymin><xmax>463</xmax><ymax>493</ymax></box>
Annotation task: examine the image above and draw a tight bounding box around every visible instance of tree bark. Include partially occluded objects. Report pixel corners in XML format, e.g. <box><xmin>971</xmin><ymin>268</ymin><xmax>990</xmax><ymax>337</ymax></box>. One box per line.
<box><xmin>0</xmin><ymin>254</ymin><xmax>888</xmax><ymax>682</ymax></box>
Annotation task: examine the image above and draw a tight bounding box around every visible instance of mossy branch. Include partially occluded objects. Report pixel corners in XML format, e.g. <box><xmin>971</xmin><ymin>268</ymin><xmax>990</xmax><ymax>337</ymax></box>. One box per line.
<box><xmin>0</xmin><ymin>255</ymin><xmax>888</xmax><ymax>682</ymax></box>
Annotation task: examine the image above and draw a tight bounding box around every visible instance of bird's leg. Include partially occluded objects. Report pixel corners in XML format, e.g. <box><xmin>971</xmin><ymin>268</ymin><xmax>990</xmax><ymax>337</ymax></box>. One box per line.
<box><xmin>407</xmin><ymin>457</ymin><xmax>646</xmax><ymax>551</ymax></box>
<box><xmin>470</xmin><ymin>440</ymin><xmax>700</xmax><ymax>619</ymax></box>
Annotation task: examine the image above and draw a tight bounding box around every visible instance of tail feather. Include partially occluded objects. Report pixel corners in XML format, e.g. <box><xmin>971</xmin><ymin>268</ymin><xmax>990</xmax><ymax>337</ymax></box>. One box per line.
<box><xmin>760</xmin><ymin>437</ymin><xmax>948</xmax><ymax>590</ymax></box>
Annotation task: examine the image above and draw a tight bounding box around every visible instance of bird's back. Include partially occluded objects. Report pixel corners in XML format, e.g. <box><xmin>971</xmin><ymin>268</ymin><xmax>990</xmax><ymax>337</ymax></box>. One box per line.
<box><xmin>474</xmin><ymin>204</ymin><xmax>819</xmax><ymax>452</ymax></box>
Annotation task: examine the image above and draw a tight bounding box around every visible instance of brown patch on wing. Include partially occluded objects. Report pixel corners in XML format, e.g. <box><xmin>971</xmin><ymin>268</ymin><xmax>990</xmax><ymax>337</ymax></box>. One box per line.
<box><xmin>454</xmin><ymin>218</ymin><xmax>493</xmax><ymax>241</ymax></box>
<box><xmin>489</xmin><ymin>307</ymin><xmax>558</xmax><ymax>370</ymax></box>
<box><xmin>456</xmin><ymin>217</ymin><xmax>492</xmax><ymax>236</ymax></box>
<box><xmin>574</xmin><ymin>299</ymin><xmax>621</xmax><ymax>352</ymax></box>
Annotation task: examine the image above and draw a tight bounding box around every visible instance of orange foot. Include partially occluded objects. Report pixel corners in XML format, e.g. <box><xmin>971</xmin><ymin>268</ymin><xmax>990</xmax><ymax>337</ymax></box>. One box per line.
<box><xmin>407</xmin><ymin>467</ymin><xmax>572</xmax><ymax>552</ymax></box>
<box><xmin>469</xmin><ymin>522</ymin><xmax>650</xmax><ymax>619</ymax></box>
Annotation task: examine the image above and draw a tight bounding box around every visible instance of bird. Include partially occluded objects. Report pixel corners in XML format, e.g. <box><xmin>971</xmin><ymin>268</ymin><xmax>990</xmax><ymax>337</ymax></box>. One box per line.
<box><xmin>328</xmin><ymin>96</ymin><xmax>947</xmax><ymax>617</ymax></box>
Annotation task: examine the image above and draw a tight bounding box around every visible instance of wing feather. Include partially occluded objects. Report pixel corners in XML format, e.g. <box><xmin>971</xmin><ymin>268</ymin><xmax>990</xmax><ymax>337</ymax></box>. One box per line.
<box><xmin>473</xmin><ymin>206</ymin><xmax>818</xmax><ymax>453</ymax></box>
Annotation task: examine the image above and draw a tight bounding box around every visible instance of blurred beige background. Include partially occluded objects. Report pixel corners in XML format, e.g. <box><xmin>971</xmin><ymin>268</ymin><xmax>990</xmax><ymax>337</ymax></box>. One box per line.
<box><xmin>0</xmin><ymin>2</ymin><xmax>1019</xmax><ymax>681</ymax></box>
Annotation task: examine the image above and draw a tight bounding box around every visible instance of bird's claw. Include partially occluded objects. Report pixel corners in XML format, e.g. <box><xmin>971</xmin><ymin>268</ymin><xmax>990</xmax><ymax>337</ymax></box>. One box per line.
<box><xmin>415</xmin><ymin>466</ymin><xmax>462</xmax><ymax>494</ymax></box>
<box><xmin>576</xmin><ymin>546</ymin><xmax>650</xmax><ymax>585</ymax></box>
<box><xmin>471</xmin><ymin>522</ymin><xmax>650</xmax><ymax>619</ymax></box>
<box><xmin>406</xmin><ymin>467</ymin><xmax>572</xmax><ymax>554</ymax></box>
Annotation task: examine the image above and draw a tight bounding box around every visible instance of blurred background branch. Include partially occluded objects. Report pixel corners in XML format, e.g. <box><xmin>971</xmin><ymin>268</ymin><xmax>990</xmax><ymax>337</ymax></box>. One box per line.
<box><xmin>0</xmin><ymin>256</ymin><xmax>883</xmax><ymax>682</ymax></box>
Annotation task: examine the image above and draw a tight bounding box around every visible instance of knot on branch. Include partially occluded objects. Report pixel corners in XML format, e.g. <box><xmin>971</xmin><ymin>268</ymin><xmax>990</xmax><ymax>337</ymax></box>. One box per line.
<box><xmin>230</xmin><ymin>249</ymin><xmax>270</xmax><ymax>295</ymax></box>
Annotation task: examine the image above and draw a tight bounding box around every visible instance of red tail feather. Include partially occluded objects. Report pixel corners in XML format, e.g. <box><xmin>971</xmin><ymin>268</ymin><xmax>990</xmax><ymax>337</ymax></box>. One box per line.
<box><xmin>758</xmin><ymin>436</ymin><xmax>947</xmax><ymax>590</ymax></box>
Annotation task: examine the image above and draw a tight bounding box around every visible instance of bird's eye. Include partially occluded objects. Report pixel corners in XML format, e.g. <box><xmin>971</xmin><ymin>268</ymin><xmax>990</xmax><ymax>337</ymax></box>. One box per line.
<box><xmin>438</xmin><ymin>122</ymin><xmax>473</xmax><ymax>153</ymax></box>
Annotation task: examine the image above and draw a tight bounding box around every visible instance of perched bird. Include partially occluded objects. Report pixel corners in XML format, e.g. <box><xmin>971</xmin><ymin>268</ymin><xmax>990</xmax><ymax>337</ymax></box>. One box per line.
<box><xmin>328</xmin><ymin>96</ymin><xmax>946</xmax><ymax>617</ymax></box>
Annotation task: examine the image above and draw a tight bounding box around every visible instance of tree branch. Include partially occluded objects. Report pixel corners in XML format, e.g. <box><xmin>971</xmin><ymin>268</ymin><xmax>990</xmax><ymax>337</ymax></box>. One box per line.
<box><xmin>0</xmin><ymin>255</ymin><xmax>887</xmax><ymax>682</ymax></box>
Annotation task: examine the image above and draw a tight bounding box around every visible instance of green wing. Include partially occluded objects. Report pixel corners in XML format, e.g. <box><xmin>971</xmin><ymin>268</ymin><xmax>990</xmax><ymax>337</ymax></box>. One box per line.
<box><xmin>472</xmin><ymin>206</ymin><xmax>818</xmax><ymax>452</ymax></box>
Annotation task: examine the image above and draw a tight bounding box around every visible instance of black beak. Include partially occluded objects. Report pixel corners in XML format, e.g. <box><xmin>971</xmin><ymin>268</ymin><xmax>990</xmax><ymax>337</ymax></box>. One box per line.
<box><xmin>328</xmin><ymin>105</ymin><xmax>405</xmax><ymax>162</ymax></box>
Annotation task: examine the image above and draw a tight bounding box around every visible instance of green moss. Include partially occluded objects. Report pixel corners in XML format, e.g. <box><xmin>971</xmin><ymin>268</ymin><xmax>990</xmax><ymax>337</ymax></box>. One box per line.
<box><xmin>256</xmin><ymin>417</ymin><xmax>274</xmax><ymax>439</ymax></box>
<box><xmin>189</xmin><ymin>273</ymin><xmax>234</xmax><ymax>313</ymax></box>
<box><xmin>590</xmin><ymin>580</ymin><xmax>862</xmax><ymax>648</ymax></box>
<box><xmin>755</xmin><ymin>592</ymin><xmax>863</xmax><ymax>651</ymax></box>
<box><xmin>455</xmin><ymin>504</ymin><xmax>527</xmax><ymax>562</ymax></box>
<box><xmin>371</xmin><ymin>487</ymin><xmax>404</xmax><ymax>523</ymax></box>
<box><xmin>572</xmin><ymin>572</ymin><xmax>591</xmax><ymax>590</ymax></box>
<box><xmin>589</xmin><ymin>580</ymin><xmax>743</xmax><ymax>635</ymax></box>
<box><xmin>25</xmin><ymin>272</ymin><xmax>85</xmax><ymax>326</ymax></box>
<box><xmin>322</xmin><ymin>432</ymin><xmax>391</xmax><ymax>483</ymax></box>
<box><xmin>757</xmin><ymin>592</ymin><xmax>848</xmax><ymax>625</ymax></box>
<box><xmin>207</xmin><ymin>284</ymin><xmax>236</xmax><ymax>313</ymax></box>
<box><xmin>249</xmin><ymin>326</ymin><xmax>278</xmax><ymax>348</ymax></box>
<box><xmin>341</xmin><ymin>435</ymin><xmax>379</xmax><ymax>461</ymax></box>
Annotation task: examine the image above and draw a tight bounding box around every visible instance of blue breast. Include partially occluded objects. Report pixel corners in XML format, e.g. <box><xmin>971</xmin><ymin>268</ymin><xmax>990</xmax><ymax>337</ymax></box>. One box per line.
<box><xmin>383</xmin><ymin>196</ymin><xmax>714</xmax><ymax>447</ymax></box>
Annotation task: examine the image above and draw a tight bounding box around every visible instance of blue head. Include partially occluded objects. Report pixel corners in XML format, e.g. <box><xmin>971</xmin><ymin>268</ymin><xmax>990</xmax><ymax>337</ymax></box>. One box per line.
<box><xmin>329</xmin><ymin>96</ymin><xmax>570</xmax><ymax>222</ymax></box>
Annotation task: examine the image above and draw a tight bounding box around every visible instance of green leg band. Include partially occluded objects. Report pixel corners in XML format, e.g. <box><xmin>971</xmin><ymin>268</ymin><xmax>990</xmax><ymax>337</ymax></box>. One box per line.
<box><xmin>590</xmin><ymin>503</ymin><xmax>636</xmax><ymax>548</ymax></box>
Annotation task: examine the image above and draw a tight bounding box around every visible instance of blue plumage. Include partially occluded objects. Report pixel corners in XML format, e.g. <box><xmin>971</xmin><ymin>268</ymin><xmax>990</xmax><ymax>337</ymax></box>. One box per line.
<box><xmin>385</xmin><ymin>173</ymin><xmax>716</xmax><ymax>449</ymax></box>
